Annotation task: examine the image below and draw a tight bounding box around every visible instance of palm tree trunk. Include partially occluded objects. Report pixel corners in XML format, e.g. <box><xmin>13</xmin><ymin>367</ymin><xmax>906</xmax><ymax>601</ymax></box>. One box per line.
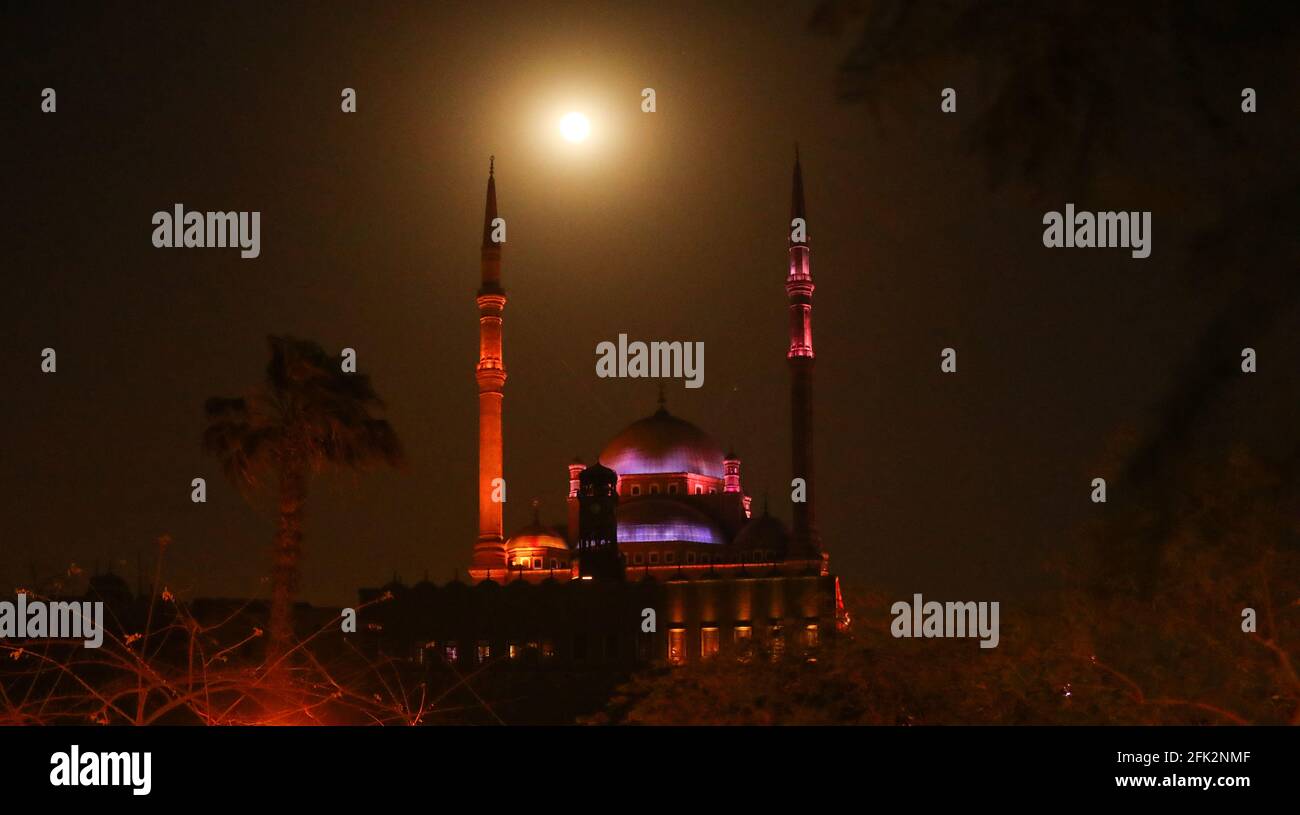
<box><xmin>268</xmin><ymin>461</ymin><xmax>307</xmax><ymax>666</ymax></box>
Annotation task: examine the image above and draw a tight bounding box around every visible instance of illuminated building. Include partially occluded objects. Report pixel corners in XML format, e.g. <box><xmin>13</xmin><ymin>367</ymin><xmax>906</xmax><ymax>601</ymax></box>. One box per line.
<box><xmin>361</xmin><ymin>151</ymin><xmax>844</xmax><ymax>671</ymax></box>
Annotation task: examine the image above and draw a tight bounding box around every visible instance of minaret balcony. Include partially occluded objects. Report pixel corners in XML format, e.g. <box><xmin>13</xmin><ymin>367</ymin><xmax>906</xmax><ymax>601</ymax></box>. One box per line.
<box><xmin>784</xmin><ymin>278</ymin><xmax>815</xmax><ymax>296</ymax></box>
<box><xmin>476</xmin><ymin>366</ymin><xmax>507</xmax><ymax>391</ymax></box>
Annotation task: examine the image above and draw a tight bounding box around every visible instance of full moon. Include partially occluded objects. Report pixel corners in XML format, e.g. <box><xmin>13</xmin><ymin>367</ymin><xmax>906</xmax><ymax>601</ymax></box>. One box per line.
<box><xmin>559</xmin><ymin>112</ymin><xmax>591</xmax><ymax>143</ymax></box>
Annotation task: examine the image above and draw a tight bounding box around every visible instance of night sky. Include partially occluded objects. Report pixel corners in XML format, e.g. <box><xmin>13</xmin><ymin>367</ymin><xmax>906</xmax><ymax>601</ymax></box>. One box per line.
<box><xmin>5</xmin><ymin>2</ymin><xmax>1297</xmax><ymax>607</ymax></box>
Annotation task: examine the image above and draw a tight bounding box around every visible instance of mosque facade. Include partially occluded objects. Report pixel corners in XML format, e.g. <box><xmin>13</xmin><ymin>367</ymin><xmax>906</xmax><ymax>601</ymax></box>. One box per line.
<box><xmin>359</xmin><ymin>152</ymin><xmax>844</xmax><ymax>670</ymax></box>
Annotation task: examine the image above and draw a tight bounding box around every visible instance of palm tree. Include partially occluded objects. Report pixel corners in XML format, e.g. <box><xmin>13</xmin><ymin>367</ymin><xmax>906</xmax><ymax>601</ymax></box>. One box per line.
<box><xmin>203</xmin><ymin>336</ymin><xmax>402</xmax><ymax>664</ymax></box>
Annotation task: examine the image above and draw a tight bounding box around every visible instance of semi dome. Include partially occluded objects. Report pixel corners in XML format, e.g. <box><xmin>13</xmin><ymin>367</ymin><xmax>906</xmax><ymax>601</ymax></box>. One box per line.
<box><xmin>734</xmin><ymin>511</ymin><xmax>790</xmax><ymax>553</ymax></box>
<box><xmin>600</xmin><ymin>407</ymin><xmax>725</xmax><ymax>478</ymax></box>
<box><xmin>616</xmin><ymin>497</ymin><xmax>727</xmax><ymax>545</ymax></box>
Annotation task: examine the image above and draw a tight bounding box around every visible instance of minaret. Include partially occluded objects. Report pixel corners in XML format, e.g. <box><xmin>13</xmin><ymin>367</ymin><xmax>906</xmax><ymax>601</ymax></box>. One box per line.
<box><xmin>786</xmin><ymin>147</ymin><xmax>819</xmax><ymax>553</ymax></box>
<box><xmin>566</xmin><ymin>457</ymin><xmax>586</xmax><ymax>547</ymax></box>
<box><xmin>474</xmin><ymin>157</ymin><xmax>508</xmax><ymax>573</ymax></box>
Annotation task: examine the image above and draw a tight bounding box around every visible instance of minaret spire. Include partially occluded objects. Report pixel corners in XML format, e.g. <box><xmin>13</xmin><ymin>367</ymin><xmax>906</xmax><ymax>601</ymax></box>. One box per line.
<box><xmin>481</xmin><ymin>156</ymin><xmax>499</xmax><ymax>253</ymax></box>
<box><xmin>473</xmin><ymin>158</ymin><xmax>508</xmax><ymax>575</ymax></box>
<box><xmin>785</xmin><ymin>147</ymin><xmax>819</xmax><ymax>555</ymax></box>
<box><xmin>791</xmin><ymin>143</ymin><xmax>806</xmax><ymax>232</ymax></box>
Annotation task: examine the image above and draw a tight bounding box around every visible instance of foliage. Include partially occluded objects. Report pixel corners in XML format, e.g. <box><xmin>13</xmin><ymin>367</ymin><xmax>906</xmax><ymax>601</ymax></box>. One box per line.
<box><xmin>0</xmin><ymin>538</ymin><xmax>430</xmax><ymax>726</ymax></box>
<box><xmin>203</xmin><ymin>335</ymin><xmax>402</xmax><ymax>659</ymax></box>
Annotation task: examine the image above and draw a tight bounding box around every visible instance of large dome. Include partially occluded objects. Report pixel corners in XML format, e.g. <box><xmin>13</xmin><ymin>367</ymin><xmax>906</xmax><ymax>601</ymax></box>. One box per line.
<box><xmin>617</xmin><ymin>497</ymin><xmax>727</xmax><ymax>545</ymax></box>
<box><xmin>600</xmin><ymin>408</ymin><xmax>725</xmax><ymax>478</ymax></box>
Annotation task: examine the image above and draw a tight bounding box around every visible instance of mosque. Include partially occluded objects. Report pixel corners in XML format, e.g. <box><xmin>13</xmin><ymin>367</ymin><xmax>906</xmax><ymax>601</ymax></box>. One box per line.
<box><xmin>359</xmin><ymin>152</ymin><xmax>844</xmax><ymax>669</ymax></box>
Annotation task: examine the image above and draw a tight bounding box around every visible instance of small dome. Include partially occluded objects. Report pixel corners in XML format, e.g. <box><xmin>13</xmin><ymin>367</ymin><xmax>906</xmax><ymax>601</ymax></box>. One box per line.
<box><xmin>734</xmin><ymin>512</ymin><xmax>791</xmax><ymax>553</ymax></box>
<box><xmin>617</xmin><ymin>497</ymin><xmax>727</xmax><ymax>545</ymax></box>
<box><xmin>600</xmin><ymin>407</ymin><xmax>725</xmax><ymax>478</ymax></box>
<box><xmin>506</xmin><ymin>521</ymin><xmax>569</xmax><ymax>552</ymax></box>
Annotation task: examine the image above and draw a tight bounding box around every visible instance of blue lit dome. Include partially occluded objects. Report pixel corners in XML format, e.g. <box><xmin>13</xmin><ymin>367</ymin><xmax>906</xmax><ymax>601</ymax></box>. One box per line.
<box><xmin>600</xmin><ymin>408</ymin><xmax>725</xmax><ymax>478</ymax></box>
<box><xmin>616</xmin><ymin>497</ymin><xmax>727</xmax><ymax>545</ymax></box>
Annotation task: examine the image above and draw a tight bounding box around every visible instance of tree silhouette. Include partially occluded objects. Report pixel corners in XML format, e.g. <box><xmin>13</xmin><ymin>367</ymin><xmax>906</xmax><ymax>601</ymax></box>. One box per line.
<box><xmin>203</xmin><ymin>336</ymin><xmax>402</xmax><ymax>663</ymax></box>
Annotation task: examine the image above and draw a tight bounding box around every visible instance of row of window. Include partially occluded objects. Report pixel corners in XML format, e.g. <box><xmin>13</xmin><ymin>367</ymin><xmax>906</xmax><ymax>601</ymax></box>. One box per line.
<box><xmin>506</xmin><ymin>551</ymin><xmax>782</xmax><ymax>570</ymax></box>
<box><xmin>511</xmin><ymin>556</ymin><xmax>567</xmax><ymax>570</ymax></box>
<box><xmin>420</xmin><ymin>635</ymin><xmax>643</xmax><ymax>665</ymax></box>
<box><xmin>666</xmin><ymin>623</ymin><xmax>819</xmax><ymax>665</ymax></box>
<box><xmin>418</xmin><ymin>640</ymin><xmax>557</xmax><ymax>665</ymax></box>
<box><xmin>627</xmin><ymin>483</ymin><xmax>717</xmax><ymax>496</ymax></box>
<box><xmin>628</xmin><ymin>549</ymin><xmax>781</xmax><ymax>566</ymax></box>
<box><xmin>510</xmin><ymin>549</ymin><xmax>787</xmax><ymax>570</ymax></box>
<box><xmin>416</xmin><ymin>623</ymin><xmax>820</xmax><ymax>667</ymax></box>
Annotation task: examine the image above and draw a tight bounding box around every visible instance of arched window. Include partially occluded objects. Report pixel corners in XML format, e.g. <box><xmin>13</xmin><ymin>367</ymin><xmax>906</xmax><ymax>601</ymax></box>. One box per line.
<box><xmin>668</xmin><ymin>629</ymin><xmax>686</xmax><ymax>666</ymax></box>
<box><xmin>701</xmin><ymin>627</ymin><xmax>720</xmax><ymax>659</ymax></box>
